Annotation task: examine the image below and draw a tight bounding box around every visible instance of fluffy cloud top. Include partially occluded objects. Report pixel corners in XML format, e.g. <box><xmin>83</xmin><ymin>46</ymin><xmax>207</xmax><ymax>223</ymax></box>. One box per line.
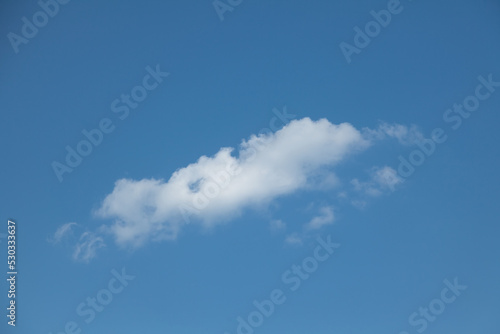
<box><xmin>96</xmin><ymin>118</ymin><xmax>371</xmax><ymax>247</ymax></box>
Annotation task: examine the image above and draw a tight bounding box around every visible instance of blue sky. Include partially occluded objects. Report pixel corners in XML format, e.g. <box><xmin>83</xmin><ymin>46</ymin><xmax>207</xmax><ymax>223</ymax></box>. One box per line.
<box><xmin>1</xmin><ymin>0</ymin><xmax>500</xmax><ymax>333</ymax></box>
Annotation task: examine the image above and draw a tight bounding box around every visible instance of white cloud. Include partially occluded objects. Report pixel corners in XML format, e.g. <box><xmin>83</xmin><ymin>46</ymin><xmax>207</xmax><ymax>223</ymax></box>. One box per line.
<box><xmin>85</xmin><ymin>118</ymin><xmax>420</xmax><ymax>250</ymax></box>
<box><xmin>49</xmin><ymin>222</ymin><xmax>106</xmax><ymax>263</ymax></box>
<box><xmin>50</xmin><ymin>222</ymin><xmax>77</xmax><ymax>243</ymax></box>
<box><xmin>305</xmin><ymin>206</ymin><xmax>335</xmax><ymax>230</ymax></box>
<box><xmin>351</xmin><ymin>166</ymin><xmax>403</xmax><ymax>198</ymax></box>
<box><xmin>364</xmin><ymin>122</ymin><xmax>423</xmax><ymax>145</ymax></box>
<box><xmin>73</xmin><ymin>232</ymin><xmax>105</xmax><ymax>263</ymax></box>
<box><xmin>96</xmin><ymin>117</ymin><xmax>371</xmax><ymax>247</ymax></box>
<box><xmin>284</xmin><ymin>233</ymin><xmax>303</xmax><ymax>246</ymax></box>
<box><xmin>351</xmin><ymin>178</ymin><xmax>382</xmax><ymax>197</ymax></box>
<box><xmin>372</xmin><ymin>166</ymin><xmax>403</xmax><ymax>190</ymax></box>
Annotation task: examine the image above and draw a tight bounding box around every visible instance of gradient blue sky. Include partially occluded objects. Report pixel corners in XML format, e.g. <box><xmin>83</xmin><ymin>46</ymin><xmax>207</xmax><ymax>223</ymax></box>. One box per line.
<box><xmin>1</xmin><ymin>0</ymin><xmax>500</xmax><ymax>333</ymax></box>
